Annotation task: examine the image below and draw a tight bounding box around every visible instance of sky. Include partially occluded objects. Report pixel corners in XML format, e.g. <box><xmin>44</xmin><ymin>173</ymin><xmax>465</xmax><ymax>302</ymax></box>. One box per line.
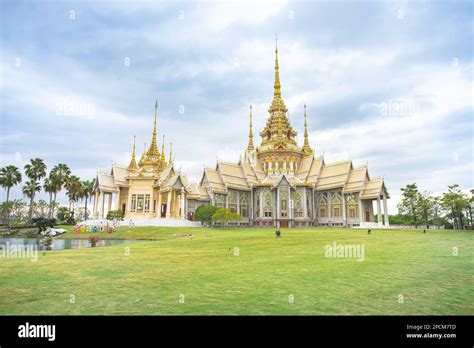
<box><xmin>0</xmin><ymin>0</ymin><xmax>473</xmax><ymax>213</ymax></box>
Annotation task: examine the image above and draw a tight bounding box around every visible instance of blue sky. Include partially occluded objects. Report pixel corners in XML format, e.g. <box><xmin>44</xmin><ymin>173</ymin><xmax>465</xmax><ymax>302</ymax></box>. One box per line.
<box><xmin>0</xmin><ymin>0</ymin><xmax>473</xmax><ymax>213</ymax></box>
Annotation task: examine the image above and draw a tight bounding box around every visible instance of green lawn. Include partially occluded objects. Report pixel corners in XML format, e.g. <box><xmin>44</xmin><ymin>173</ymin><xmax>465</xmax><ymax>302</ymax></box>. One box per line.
<box><xmin>0</xmin><ymin>226</ymin><xmax>472</xmax><ymax>315</ymax></box>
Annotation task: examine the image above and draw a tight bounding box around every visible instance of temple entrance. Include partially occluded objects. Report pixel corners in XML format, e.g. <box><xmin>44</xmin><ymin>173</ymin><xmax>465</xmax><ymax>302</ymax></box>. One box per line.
<box><xmin>280</xmin><ymin>220</ymin><xmax>289</xmax><ymax>228</ymax></box>
<box><xmin>161</xmin><ymin>204</ymin><xmax>167</xmax><ymax>218</ymax></box>
<box><xmin>365</xmin><ymin>211</ymin><xmax>370</xmax><ymax>222</ymax></box>
<box><xmin>122</xmin><ymin>204</ymin><xmax>126</xmax><ymax>215</ymax></box>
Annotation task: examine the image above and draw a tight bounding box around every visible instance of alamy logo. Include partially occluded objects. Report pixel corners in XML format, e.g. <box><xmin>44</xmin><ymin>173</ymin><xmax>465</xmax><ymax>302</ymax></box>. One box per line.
<box><xmin>18</xmin><ymin>322</ymin><xmax>56</xmax><ymax>341</ymax></box>
<box><xmin>324</xmin><ymin>242</ymin><xmax>365</xmax><ymax>261</ymax></box>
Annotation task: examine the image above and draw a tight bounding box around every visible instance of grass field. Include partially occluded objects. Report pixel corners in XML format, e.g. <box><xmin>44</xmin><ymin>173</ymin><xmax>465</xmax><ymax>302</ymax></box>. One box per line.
<box><xmin>0</xmin><ymin>226</ymin><xmax>472</xmax><ymax>315</ymax></box>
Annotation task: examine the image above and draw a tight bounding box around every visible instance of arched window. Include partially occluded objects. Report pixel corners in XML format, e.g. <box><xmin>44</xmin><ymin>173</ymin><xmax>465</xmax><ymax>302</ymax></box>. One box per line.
<box><xmin>228</xmin><ymin>190</ymin><xmax>237</xmax><ymax>213</ymax></box>
<box><xmin>294</xmin><ymin>189</ymin><xmax>304</xmax><ymax>218</ymax></box>
<box><xmin>319</xmin><ymin>194</ymin><xmax>328</xmax><ymax>218</ymax></box>
<box><xmin>263</xmin><ymin>189</ymin><xmax>273</xmax><ymax>217</ymax></box>
<box><xmin>239</xmin><ymin>192</ymin><xmax>249</xmax><ymax>217</ymax></box>
<box><xmin>332</xmin><ymin>194</ymin><xmax>342</xmax><ymax>217</ymax></box>
<box><xmin>346</xmin><ymin>193</ymin><xmax>359</xmax><ymax>218</ymax></box>
<box><xmin>215</xmin><ymin>193</ymin><xmax>225</xmax><ymax>208</ymax></box>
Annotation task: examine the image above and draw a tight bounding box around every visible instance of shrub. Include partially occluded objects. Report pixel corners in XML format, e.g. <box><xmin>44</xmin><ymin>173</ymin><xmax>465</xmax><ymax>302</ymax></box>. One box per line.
<box><xmin>107</xmin><ymin>210</ymin><xmax>124</xmax><ymax>220</ymax></box>
<box><xmin>195</xmin><ymin>205</ymin><xmax>218</xmax><ymax>225</ymax></box>
<box><xmin>211</xmin><ymin>208</ymin><xmax>241</xmax><ymax>226</ymax></box>
<box><xmin>56</xmin><ymin>207</ymin><xmax>70</xmax><ymax>221</ymax></box>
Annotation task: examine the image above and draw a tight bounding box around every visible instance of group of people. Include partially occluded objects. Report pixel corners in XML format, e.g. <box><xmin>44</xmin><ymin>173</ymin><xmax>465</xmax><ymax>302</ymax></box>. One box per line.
<box><xmin>74</xmin><ymin>222</ymin><xmax>116</xmax><ymax>234</ymax></box>
<box><xmin>72</xmin><ymin>218</ymin><xmax>136</xmax><ymax>234</ymax></box>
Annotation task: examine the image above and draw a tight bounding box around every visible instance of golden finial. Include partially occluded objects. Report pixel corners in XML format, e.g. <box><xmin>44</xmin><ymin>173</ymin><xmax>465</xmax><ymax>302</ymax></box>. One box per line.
<box><xmin>247</xmin><ymin>105</ymin><xmax>254</xmax><ymax>151</ymax></box>
<box><xmin>168</xmin><ymin>142</ymin><xmax>173</xmax><ymax>165</ymax></box>
<box><xmin>127</xmin><ymin>135</ymin><xmax>138</xmax><ymax>172</ymax></box>
<box><xmin>302</xmin><ymin>104</ymin><xmax>312</xmax><ymax>153</ymax></box>
<box><xmin>147</xmin><ymin>100</ymin><xmax>160</xmax><ymax>160</ymax></box>
<box><xmin>274</xmin><ymin>35</ymin><xmax>281</xmax><ymax>99</ymax></box>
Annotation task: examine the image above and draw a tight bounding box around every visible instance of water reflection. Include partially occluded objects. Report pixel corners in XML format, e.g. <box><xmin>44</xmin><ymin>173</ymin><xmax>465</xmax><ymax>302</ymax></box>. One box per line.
<box><xmin>0</xmin><ymin>238</ymin><xmax>136</xmax><ymax>250</ymax></box>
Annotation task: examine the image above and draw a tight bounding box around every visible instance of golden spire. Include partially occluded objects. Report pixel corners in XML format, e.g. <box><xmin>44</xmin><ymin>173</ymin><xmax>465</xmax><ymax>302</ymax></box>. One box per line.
<box><xmin>274</xmin><ymin>35</ymin><xmax>281</xmax><ymax>100</ymax></box>
<box><xmin>302</xmin><ymin>104</ymin><xmax>312</xmax><ymax>153</ymax></box>
<box><xmin>247</xmin><ymin>105</ymin><xmax>254</xmax><ymax>151</ymax></box>
<box><xmin>260</xmin><ymin>38</ymin><xmax>295</xmax><ymax>147</ymax></box>
<box><xmin>267</xmin><ymin>36</ymin><xmax>288</xmax><ymax>113</ymax></box>
<box><xmin>127</xmin><ymin>135</ymin><xmax>138</xmax><ymax>172</ymax></box>
<box><xmin>146</xmin><ymin>100</ymin><xmax>160</xmax><ymax>160</ymax></box>
<box><xmin>168</xmin><ymin>142</ymin><xmax>173</xmax><ymax>166</ymax></box>
<box><xmin>161</xmin><ymin>134</ymin><xmax>166</xmax><ymax>162</ymax></box>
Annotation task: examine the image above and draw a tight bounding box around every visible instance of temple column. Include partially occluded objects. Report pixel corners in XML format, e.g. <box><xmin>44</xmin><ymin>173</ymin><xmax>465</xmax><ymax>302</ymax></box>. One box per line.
<box><xmin>250</xmin><ymin>189</ymin><xmax>254</xmax><ymax>221</ymax></box>
<box><xmin>157</xmin><ymin>192</ymin><xmax>162</xmax><ymax>218</ymax></box>
<box><xmin>276</xmin><ymin>187</ymin><xmax>280</xmax><ymax>228</ymax></box>
<box><xmin>359</xmin><ymin>197</ymin><xmax>364</xmax><ymax>226</ymax></box>
<box><xmin>288</xmin><ymin>187</ymin><xmax>292</xmax><ymax>228</ymax></box>
<box><xmin>236</xmin><ymin>191</ymin><xmax>241</xmax><ymax>226</ymax></box>
<box><xmin>303</xmin><ymin>188</ymin><xmax>307</xmax><ymax>219</ymax></box>
<box><xmin>115</xmin><ymin>191</ymin><xmax>120</xmax><ymax>210</ymax></box>
<box><xmin>273</xmin><ymin>189</ymin><xmax>277</xmax><ymax>227</ymax></box>
<box><xmin>100</xmin><ymin>192</ymin><xmax>105</xmax><ymax>218</ymax></box>
<box><xmin>259</xmin><ymin>190</ymin><xmax>263</xmax><ymax>219</ymax></box>
<box><xmin>383</xmin><ymin>193</ymin><xmax>389</xmax><ymax>227</ymax></box>
<box><xmin>93</xmin><ymin>191</ymin><xmax>99</xmax><ymax>219</ymax></box>
<box><xmin>185</xmin><ymin>196</ymin><xmax>189</xmax><ymax>220</ymax></box>
<box><xmin>377</xmin><ymin>196</ymin><xmax>382</xmax><ymax>227</ymax></box>
<box><xmin>180</xmin><ymin>188</ymin><xmax>185</xmax><ymax>219</ymax></box>
<box><xmin>328</xmin><ymin>192</ymin><xmax>332</xmax><ymax>226</ymax></box>
<box><xmin>342</xmin><ymin>193</ymin><xmax>347</xmax><ymax>227</ymax></box>
<box><xmin>166</xmin><ymin>191</ymin><xmax>172</xmax><ymax>218</ymax></box>
<box><xmin>107</xmin><ymin>193</ymin><xmax>112</xmax><ymax>215</ymax></box>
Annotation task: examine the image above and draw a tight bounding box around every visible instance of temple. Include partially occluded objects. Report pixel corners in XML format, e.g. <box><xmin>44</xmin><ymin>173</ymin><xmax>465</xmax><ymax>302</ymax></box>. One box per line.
<box><xmin>92</xmin><ymin>101</ymin><xmax>206</xmax><ymax>223</ymax></box>
<box><xmin>93</xmin><ymin>40</ymin><xmax>389</xmax><ymax>228</ymax></box>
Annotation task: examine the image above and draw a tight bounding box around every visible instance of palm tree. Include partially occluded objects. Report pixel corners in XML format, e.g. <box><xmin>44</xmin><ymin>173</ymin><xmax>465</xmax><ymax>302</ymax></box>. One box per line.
<box><xmin>43</xmin><ymin>173</ymin><xmax>58</xmax><ymax>218</ymax></box>
<box><xmin>65</xmin><ymin>175</ymin><xmax>82</xmax><ymax>212</ymax></box>
<box><xmin>22</xmin><ymin>180</ymin><xmax>41</xmax><ymax>221</ymax></box>
<box><xmin>24</xmin><ymin>158</ymin><xmax>47</xmax><ymax>181</ymax></box>
<box><xmin>81</xmin><ymin>179</ymin><xmax>95</xmax><ymax>220</ymax></box>
<box><xmin>23</xmin><ymin>159</ymin><xmax>47</xmax><ymax>222</ymax></box>
<box><xmin>0</xmin><ymin>165</ymin><xmax>22</xmax><ymax>203</ymax></box>
<box><xmin>50</xmin><ymin>163</ymin><xmax>71</xmax><ymax>212</ymax></box>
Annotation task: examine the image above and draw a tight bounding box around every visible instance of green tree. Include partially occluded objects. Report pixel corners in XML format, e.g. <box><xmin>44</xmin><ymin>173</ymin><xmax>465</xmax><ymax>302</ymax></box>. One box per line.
<box><xmin>0</xmin><ymin>199</ymin><xmax>26</xmax><ymax>227</ymax></box>
<box><xmin>467</xmin><ymin>189</ymin><xmax>474</xmax><ymax>229</ymax></box>
<box><xmin>43</xmin><ymin>173</ymin><xmax>58</xmax><ymax>218</ymax></box>
<box><xmin>417</xmin><ymin>191</ymin><xmax>434</xmax><ymax>229</ymax></box>
<box><xmin>34</xmin><ymin>199</ymin><xmax>49</xmax><ymax>218</ymax></box>
<box><xmin>65</xmin><ymin>175</ymin><xmax>82</xmax><ymax>211</ymax></box>
<box><xmin>50</xmin><ymin>163</ymin><xmax>71</xmax><ymax>213</ymax></box>
<box><xmin>211</xmin><ymin>208</ymin><xmax>241</xmax><ymax>226</ymax></box>
<box><xmin>56</xmin><ymin>206</ymin><xmax>70</xmax><ymax>221</ymax></box>
<box><xmin>22</xmin><ymin>180</ymin><xmax>41</xmax><ymax>222</ymax></box>
<box><xmin>24</xmin><ymin>158</ymin><xmax>47</xmax><ymax>182</ymax></box>
<box><xmin>80</xmin><ymin>179</ymin><xmax>95</xmax><ymax>220</ymax></box>
<box><xmin>23</xmin><ymin>158</ymin><xmax>47</xmax><ymax>222</ymax></box>
<box><xmin>0</xmin><ymin>165</ymin><xmax>22</xmax><ymax>203</ymax></box>
<box><xmin>431</xmin><ymin>196</ymin><xmax>444</xmax><ymax>228</ymax></box>
<box><xmin>398</xmin><ymin>183</ymin><xmax>420</xmax><ymax>228</ymax></box>
<box><xmin>195</xmin><ymin>205</ymin><xmax>218</xmax><ymax>226</ymax></box>
<box><xmin>441</xmin><ymin>184</ymin><xmax>468</xmax><ymax>230</ymax></box>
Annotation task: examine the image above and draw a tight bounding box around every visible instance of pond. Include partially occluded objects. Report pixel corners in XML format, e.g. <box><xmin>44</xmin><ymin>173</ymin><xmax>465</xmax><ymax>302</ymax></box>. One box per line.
<box><xmin>0</xmin><ymin>237</ymin><xmax>137</xmax><ymax>250</ymax></box>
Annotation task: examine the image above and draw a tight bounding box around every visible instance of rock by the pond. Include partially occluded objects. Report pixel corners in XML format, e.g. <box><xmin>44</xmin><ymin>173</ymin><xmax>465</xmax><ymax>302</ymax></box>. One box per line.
<box><xmin>41</xmin><ymin>228</ymin><xmax>67</xmax><ymax>237</ymax></box>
